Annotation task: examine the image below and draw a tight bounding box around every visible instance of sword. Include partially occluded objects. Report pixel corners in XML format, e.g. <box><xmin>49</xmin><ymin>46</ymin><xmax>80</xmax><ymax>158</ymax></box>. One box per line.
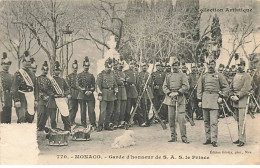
<box><xmin>221</xmin><ymin>103</ymin><xmax>233</xmax><ymax>143</ymax></box>
<box><xmin>223</xmin><ymin>98</ymin><xmax>237</xmax><ymax>120</ymax></box>
<box><xmin>251</xmin><ymin>93</ymin><xmax>260</xmax><ymax>110</ymax></box>
<box><xmin>242</xmin><ymin>94</ymin><xmax>251</xmax><ymax>135</ymax></box>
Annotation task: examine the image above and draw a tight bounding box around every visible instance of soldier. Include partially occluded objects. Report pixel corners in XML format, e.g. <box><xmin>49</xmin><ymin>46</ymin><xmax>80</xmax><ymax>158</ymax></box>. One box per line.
<box><xmin>49</xmin><ymin>61</ymin><xmax>71</xmax><ymax>131</ymax></box>
<box><xmin>218</xmin><ymin>64</ymin><xmax>225</xmax><ymax>73</ymax></box>
<box><xmin>163</xmin><ymin>57</ymin><xmax>190</xmax><ymax>143</ymax></box>
<box><xmin>36</xmin><ymin>61</ymin><xmax>54</xmax><ymax>131</ymax></box>
<box><xmin>66</xmin><ymin>60</ymin><xmax>80</xmax><ymax>125</ymax></box>
<box><xmin>30</xmin><ymin>57</ymin><xmax>38</xmax><ymax>122</ymax></box>
<box><xmin>152</xmin><ymin>61</ymin><xmax>167</xmax><ymax>122</ymax></box>
<box><xmin>124</xmin><ymin>60</ymin><xmax>139</xmax><ymax>124</ymax></box>
<box><xmin>197</xmin><ymin>58</ymin><xmax>230</xmax><ymax>147</ymax></box>
<box><xmin>12</xmin><ymin>51</ymin><xmax>36</xmax><ymax>123</ymax></box>
<box><xmin>187</xmin><ymin>64</ymin><xmax>200</xmax><ymax>120</ymax></box>
<box><xmin>97</xmin><ymin>58</ymin><xmax>118</xmax><ymax>131</ymax></box>
<box><xmin>77</xmin><ymin>57</ymin><xmax>96</xmax><ymax>128</ymax></box>
<box><xmin>112</xmin><ymin>58</ymin><xmax>127</xmax><ymax>128</ymax></box>
<box><xmin>0</xmin><ymin>52</ymin><xmax>13</xmax><ymax>123</ymax></box>
<box><xmin>231</xmin><ymin>58</ymin><xmax>251</xmax><ymax>147</ymax></box>
<box><xmin>30</xmin><ymin>58</ymin><xmax>38</xmax><ymax>74</ymax></box>
<box><xmin>136</xmin><ymin>62</ymin><xmax>154</xmax><ymax>126</ymax></box>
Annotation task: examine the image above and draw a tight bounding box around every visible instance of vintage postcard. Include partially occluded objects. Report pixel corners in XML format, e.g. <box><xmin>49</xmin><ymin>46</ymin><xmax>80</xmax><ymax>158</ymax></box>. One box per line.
<box><xmin>0</xmin><ymin>0</ymin><xmax>259</xmax><ymax>165</ymax></box>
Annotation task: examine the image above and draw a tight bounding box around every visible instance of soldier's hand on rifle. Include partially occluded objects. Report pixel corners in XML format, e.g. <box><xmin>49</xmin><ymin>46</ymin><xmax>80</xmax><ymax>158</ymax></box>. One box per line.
<box><xmin>98</xmin><ymin>93</ymin><xmax>102</xmax><ymax>101</ymax></box>
<box><xmin>217</xmin><ymin>97</ymin><xmax>223</xmax><ymax>104</ymax></box>
<box><xmin>198</xmin><ymin>102</ymin><xmax>202</xmax><ymax>107</ymax></box>
<box><xmin>231</xmin><ymin>95</ymin><xmax>239</xmax><ymax>102</ymax></box>
<box><xmin>15</xmin><ymin>101</ymin><xmax>21</xmax><ymax>108</ymax></box>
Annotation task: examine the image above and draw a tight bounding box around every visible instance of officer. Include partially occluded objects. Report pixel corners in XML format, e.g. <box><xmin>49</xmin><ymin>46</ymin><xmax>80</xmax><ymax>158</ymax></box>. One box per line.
<box><xmin>152</xmin><ymin>60</ymin><xmax>167</xmax><ymax>122</ymax></box>
<box><xmin>0</xmin><ymin>52</ymin><xmax>13</xmax><ymax>123</ymax></box>
<box><xmin>112</xmin><ymin>58</ymin><xmax>127</xmax><ymax>128</ymax></box>
<box><xmin>77</xmin><ymin>57</ymin><xmax>96</xmax><ymax>128</ymax></box>
<box><xmin>231</xmin><ymin>58</ymin><xmax>251</xmax><ymax>147</ymax></box>
<box><xmin>49</xmin><ymin>61</ymin><xmax>71</xmax><ymax>131</ymax></box>
<box><xmin>97</xmin><ymin>58</ymin><xmax>118</xmax><ymax>131</ymax></box>
<box><xmin>124</xmin><ymin>59</ymin><xmax>138</xmax><ymax>124</ymax></box>
<box><xmin>36</xmin><ymin>61</ymin><xmax>54</xmax><ymax>131</ymax></box>
<box><xmin>12</xmin><ymin>51</ymin><xmax>36</xmax><ymax>123</ymax></box>
<box><xmin>163</xmin><ymin>57</ymin><xmax>190</xmax><ymax>143</ymax></box>
<box><xmin>197</xmin><ymin>57</ymin><xmax>230</xmax><ymax>147</ymax></box>
<box><xmin>136</xmin><ymin>62</ymin><xmax>154</xmax><ymax>127</ymax></box>
<box><xmin>66</xmin><ymin>60</ymin><xmax>79</xmax><ymax>125</ymax></box>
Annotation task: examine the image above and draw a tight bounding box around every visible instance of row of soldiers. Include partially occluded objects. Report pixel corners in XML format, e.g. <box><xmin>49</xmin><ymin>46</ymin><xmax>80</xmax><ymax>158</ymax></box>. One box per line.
<box><xmin>0</xmin><ymin>51</ymin><xmax>259</xmax><ymax>147</ymax></box>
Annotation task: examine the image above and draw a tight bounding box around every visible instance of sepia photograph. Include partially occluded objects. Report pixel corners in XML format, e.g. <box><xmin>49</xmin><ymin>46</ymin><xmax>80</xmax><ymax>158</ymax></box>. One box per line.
<box><xmin>0</xmin><ymin>0</ymin><xmax>259</xmax><ymax>165</ymax></box>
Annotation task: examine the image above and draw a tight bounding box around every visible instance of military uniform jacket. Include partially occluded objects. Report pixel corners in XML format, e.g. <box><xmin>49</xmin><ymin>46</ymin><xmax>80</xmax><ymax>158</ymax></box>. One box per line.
<box><xmin>12</xmin><ymin>68</ymin><xmax>36</xmax><ymax>103</ymax></box>
<box><xmin>151</xmin><ymin>70</ymin><xmax>165</xmax><ymax>96</ymax></box>
<box><xmin>137</xmin><ymin>71</ymin><xmax>154</xmax><ymax>99</ymax></box>
<box><xmin>197</xmin><ymin>72</ymin><xmax>230</xmax><ymax>109</ymax></box>
<box><xmin>47</xmin><ymin>76</ymin><xmax>70</xmax><ymax>109</ymax></box>
<box><xmin>124</xmin><ymin>69</ymin><xmax>138</xmax><ymax>98</ymax></box>
<box><xmin>66</xmin><ymin>72</ymin><xmax>79</xmax><ymax>99</ymax></box>
<box><xmin>232</xmin><ymin>72</ymin><xmax>251</xmax><ymax>108</ymax></box>
<box><xmin>77</xmin><ymin>71</ymin><xmax>95</xmax><ymax>101</ymax></box>
<box><xmin>114</xmin><ymin>70</ymin><xmax>127</xmax><ymax>100</ymax></box>
<box><xmin>97</xmin><ymin>70</ymin><xmax>118</xmax><ymax>101</ymax></box>
<box><xmin>0</xmin><ymin>71</ymin><xmax>13</xmax><ymax>107</ymax></box>
<box><xmin>35</xmin><ymin>74</ymin><xmax>55</xmax><ymax>107</ymax></box>
<box><xmin>163</xmin><ymin>72</ymin><xmax>189</xmax><ymax>112</ymax></box>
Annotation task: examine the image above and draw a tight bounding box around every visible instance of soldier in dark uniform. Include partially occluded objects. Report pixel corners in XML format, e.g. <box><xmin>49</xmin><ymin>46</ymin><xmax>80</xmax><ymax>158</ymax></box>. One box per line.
<box><xmin>36</xmin><ymin>61</ymin><xmax>55</xmax><ymax>131</ymax></box>
<box><xmin>197</xmin><ymin>58</ymin><xmax>230</xmax><ymax>147</ymax></box>
<box><xmin>48</xmin><ymin>61</ymin><xmax>71</xmax><ymax>131</ymax></box>
<box><xmin>0</xmin><ymin>52</ymin><xmax>13</xmax><ymax>123</ymax></box>
<box><xmin>30</xmin><ymin>57</ymin><xmax>38</xmax><ymax>122</ymax></box>
<box><xmin>152</xmin><ymin>61</ymin><xmax>167</xmax><ymax>121</ymax></box>
<box><xmin>66</xmin><ymin>60</ymin><xmax>80</xmax><ymax>125</ymax></box>
<box><xmin>218</xmin><ymin>64</ymin><xmax>225</xmax><ymax>73</ymax></box>
<box><xmin>12</xmin><ymin>51</ymin><xmax>36</xmax><ymax>123</ymax></box>
<box><xmin>231</xmin><ymin>58</ymin><xmax>251</xmax><ymax>147</ymax></box>
<box><xmin>136</xmin><ymin>62</ymin><xmax>154</xmax><ymax>127</ymax></box>
<box><xmin>112</xmin><ymin>58</ymin><xmax>127</xmax><ymax>128</ymax></box>
<box><xmin>163</xmin><ymin>57</ymin><xmax>190</xmax><ymax>143</ymax></box>
<box><xmin>187</xmin><ymin>64</ymin><xmax>200</xmax><ymax>120</ymax></box>
<box><xmin>97</xmin><ymin>58</ymin><xmax>118</xmax><ymax>131</ymax></box>
<box><xmin>77</xmin><ymin>57</ymin><xmax>96</xmax><ymax>128</ymax></box>
<box><xmin>124</xmin><ymin>60</ymin><xmax>139</xmax><ymax>124</ymax></box>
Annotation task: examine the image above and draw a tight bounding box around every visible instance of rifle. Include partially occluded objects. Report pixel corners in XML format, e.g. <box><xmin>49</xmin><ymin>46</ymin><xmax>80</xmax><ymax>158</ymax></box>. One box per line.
<box><xmin>146</xmin><ymin>88</ymin><xmax>167</xmax><ymax>130</ymax></box>
<box><xmin>186</xmin><ymin>71</ymin><xmax>204</xmax><ymax>104</ymax></box>
<box><xmin>129</xmin><ymin>62</ymin><xmax>156</xmax><ymax>124</ymax></box>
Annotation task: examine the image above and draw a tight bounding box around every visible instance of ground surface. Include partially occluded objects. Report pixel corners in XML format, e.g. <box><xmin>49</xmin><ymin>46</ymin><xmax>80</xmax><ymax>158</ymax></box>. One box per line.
<box><xmin>9</xmin><ymin>109</ymin><xmax>259</xmax><ymax>165</ymax></box>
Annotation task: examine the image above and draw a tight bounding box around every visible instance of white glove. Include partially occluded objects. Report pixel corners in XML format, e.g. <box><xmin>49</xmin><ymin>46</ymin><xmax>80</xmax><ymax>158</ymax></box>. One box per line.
<box><xmin>198</xmin><ymin>102</ymin><xmax>202</xmax><ymax>107</ymax></box>
<box><xmin>231</xmin><ymin>96</ymin><xmax>239</xmax><ymax>101</ymax></box>
<box><xmin>98</xmin><ymin>95</ymin><xmax>102</xmax><ymax>101</ymax></box>
<box><xmin>169</xmin><ymin>92</ymin><xmax>179</xmax><ymax>98</ymax></box>
<box><xmin>34</xmin><ymin>101</ymin><xmax>38</xmax><ymax>107</ymax></box>
<box><xmin>15</xmin><ymin>101</ymin><xmax>21</xmax><ymax>108</ymax></box>
<box><xmin>217</xmin><ymin>97</ymin><xmax>223</xmax><ymax>104</ymax></box>
<box><xmin>67</xmin><ymin>95</ymin><xmax>72</xmax><ymax>99</ymax></box>
<box><xmin>85</xmin><ymin>91</ymin><xmax>92</xmax><ymax>96</ymax></box>
<box><xmin>114</xmin><ymin>88</ymin><xmax>119</xmax><ymax>93</ymax></box>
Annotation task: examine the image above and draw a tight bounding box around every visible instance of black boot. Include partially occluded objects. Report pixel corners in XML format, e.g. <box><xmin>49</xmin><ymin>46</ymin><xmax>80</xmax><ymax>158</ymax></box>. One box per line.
<box><xmin>212</xmin><ymin>141</ymin><xmax>218</xmax><ymax>147</ymax></box>
<box><xmin>237</xmin><ymin>142</ymin><xmax>245</xmax><ymax>147</ymax></box>
<box><xmin>203</xmin><ymin>139</ymin><xmax>211</xmax><ymax>145</ymax></box>
<box><xmin>233</xmin><ymin>140</ymin><xmax>239</xmax><ymax>144</ymax></box>
<box><xmin>168</xmin><ymin>134</ymin><xmax>177</xmax><ymax>142</ymax></box>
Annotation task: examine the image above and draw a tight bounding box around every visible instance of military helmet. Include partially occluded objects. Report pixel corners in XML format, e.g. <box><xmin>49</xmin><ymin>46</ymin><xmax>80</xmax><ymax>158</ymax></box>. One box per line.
<box><xmin>41</xmin><ymin>61</ymin><xmax>49</xmax><ymax>71</ymax></box>
<box><xmin>54</xmin><ymin>61</ymin><xmax>61</xmax><ymax>71</ymax></box>
<box><xmin>105</xmin><ymin>58</ymin><xmax>113</xmax><ymax>68</ymax></box>
<box><xmin>1</xmin><ymin>52</ymin><xmax>12</xmax><ymax>65</ymax></box>
<box><xmin>22</xmin><ymin>50</ymin><xmax>31</xmax><ymax>62</ymax></box>
<box><xmin>83</xmin><ymin>56</ymin><xmax>90</xmax><ymax>66</ymax></box>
